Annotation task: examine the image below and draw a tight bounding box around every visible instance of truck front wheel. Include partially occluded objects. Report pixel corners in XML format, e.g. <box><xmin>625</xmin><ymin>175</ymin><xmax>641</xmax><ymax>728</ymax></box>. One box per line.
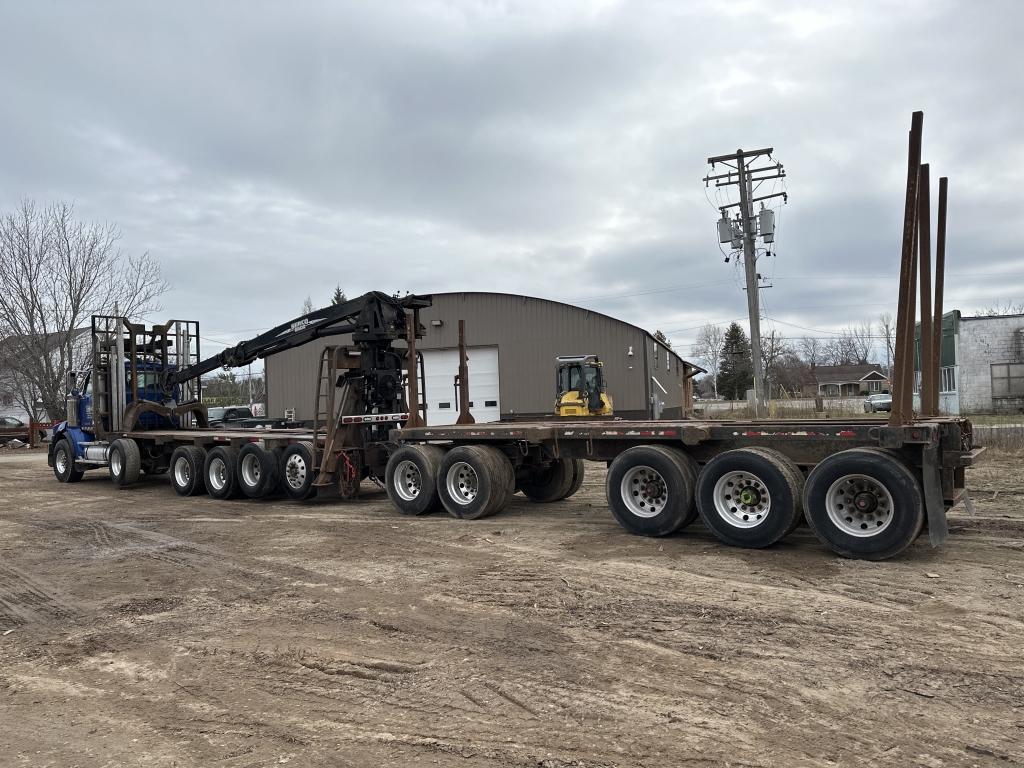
<box><xmin>108</xmin><ymin>439</ymin><xmax>141</xmax><ymax>488</ymax></box>
<box><xmin>53</xmin><ymin>439</ymin><xmax>84</xmax><ymax>483</ymax></box>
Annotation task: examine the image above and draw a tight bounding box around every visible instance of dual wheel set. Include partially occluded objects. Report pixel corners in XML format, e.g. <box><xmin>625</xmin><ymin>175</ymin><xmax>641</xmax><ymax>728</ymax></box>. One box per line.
<box><xmin>385</xmin><ymin>442</ymin><xmax>929</xmax><ymax>560</ymax></box>
<box><xmin>385</xmin><ymin>444</ymin><xmax>585</xmax><ymax>520</ymax></box>
<box><xmin>163</xmin><ymin>440</ymin><xmax>320</xmax><ymax>500</ymax></box>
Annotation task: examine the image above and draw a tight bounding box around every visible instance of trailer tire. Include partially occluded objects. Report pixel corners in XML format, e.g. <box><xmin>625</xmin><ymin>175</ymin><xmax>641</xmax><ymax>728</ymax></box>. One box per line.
<box><xmin>108</xmin><ymin>438</ymin><xmax>141</xmax><ymax>488</ymax></box>
<box><xmin>437</xmin><ymin>445</ymin><xmax>513</xmax><ymax>520</ymax></box>
<box><xmin>671</xmin><ymin>450</ymin><xmax>701</xmax><ymax>530</ymax></box>
<box><xmin>205</xmin><ymin>445</ymin><xmax>242</xmax><ymax>499</ymax></box>
<box><xmin>803</xmin><ymin>448</ymin><xmax>924</xmax><ymax>560</ymax></box>
<box><xmin>386</xmin><ymin>444</ymin><xmax>444</xmax><ymax>515</ymax></box>
<box><xmin>280</xmin><ymin>441</ymin><xmax>318</xmax><ymax>501</ymax></box>
<box><xmin>238</xmin><ymin>444</ymin><xmax>280</xmax><ymax>499</ymax></box>
<box><xmin>606</xmin><ymin>445</ymin><xmax>696</xmax><ymax>537</ymax></box>
<box><xmin>565</xmin><ymin>458</ymin><xmax>586</xmax><ymax>499</ymax></box>
<box><xmin>53</xmin><ymin>438</ymin><xmax>84</xmax><ymax>483</ymax></box>
<box><xmin>696</xmin><ymin>448</ymin><xmax>803</xmax><ymax>548</ymax></box>
<box><xmin>169</xmin><ymin>446</ymin><xmax>206</xmax><ymax>496</ymax></box>
<box><xmin>519</xmin><ymin>458</ymin><xmax>576</xmax><ymax>503</ymax></box>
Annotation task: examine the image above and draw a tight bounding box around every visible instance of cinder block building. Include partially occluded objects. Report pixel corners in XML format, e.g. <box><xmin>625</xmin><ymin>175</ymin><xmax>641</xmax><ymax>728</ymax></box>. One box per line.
<box><xmin>915</xmin><ymin>310</ymin><xmax>1024</xmax><ymax>415</ymax></box>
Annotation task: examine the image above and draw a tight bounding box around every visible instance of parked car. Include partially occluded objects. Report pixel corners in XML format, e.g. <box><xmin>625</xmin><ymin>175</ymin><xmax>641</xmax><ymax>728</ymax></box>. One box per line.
<box><xmin>863</xmin><ymin>393</ymin><xmax>892</xmax><ymax>413</ymax></box>
<box><xmin>206</xmin><ymin>406</ymin><xmax>257</xmax><ymax>427</ymax></box>
<box><xmin>0</xmin><ymin>416</ymin><xmax>48</xmax><ymax>444</ymax></box>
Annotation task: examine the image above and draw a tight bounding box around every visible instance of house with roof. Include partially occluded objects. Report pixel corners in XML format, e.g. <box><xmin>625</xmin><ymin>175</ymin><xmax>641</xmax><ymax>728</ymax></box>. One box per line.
<box><xmin>804</xmin><ymin>364</ymin><xmax>889</xmax><ymax>398</ymax></box>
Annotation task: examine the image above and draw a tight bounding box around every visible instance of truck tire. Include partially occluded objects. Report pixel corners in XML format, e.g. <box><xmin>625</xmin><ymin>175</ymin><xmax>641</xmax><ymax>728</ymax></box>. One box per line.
<box><xmin>672</xmin><ymin>450</ymin><xmax>701</xmax><ymax>530</ymax></box>
<box><xmin>696</xmin><ymin>448</ymin><xmax>803</xmax><ymax>548</ymax></box>
<box><xmin>565</xmin><ymin>458</ymin><xmax>586</xmax><ymax>499</ymax></box>
<box><xmin>386</xmin><ymin>444</ymin><xmax>445</xmax><ymax>515</ymax></box>
<box><xmin>53</xmin><ymin>438</ymin><xmax>84</xmax><ymax>483</ymax></box>
<box><xmin>279</xmin><ymin>441</ymin><xmax>318</xmax><ymax>501</ymax></box>
<box><xmin>205</xmin><ymin>445</ymin><xmax>242</xmax><ymax>499</ymax></box>
<box><xmin>238</xmin><ymin>444</ymin><xmax>280</xmax><ymax>499</ymax></box>
<box><xmin>803</xmin><ymin>448</ymin><xmax>924</xmax><ymax>560</ymax></box>
<box><xmin>606</xmin><ymin>445</ymin><xmax>696</xmax><ymax>537</ymax></box>
<box><xmin>169</xmin><ymin>446</ymin><xmax>206</xmax><ymax>496</ymax></box>
<box><xmin>437</xmin><ymin>445</ymin><xmax>513</xmax><ymax>520</ymax></box>
<box><xmin>519</xmin><ymin>458</ymin><xmax>576</xmax><ymax>502</ymax></box>
<box><xmin>108</xmin><ymin>438</ymin><xmax>141</xmax><ymax>488</ymax></box>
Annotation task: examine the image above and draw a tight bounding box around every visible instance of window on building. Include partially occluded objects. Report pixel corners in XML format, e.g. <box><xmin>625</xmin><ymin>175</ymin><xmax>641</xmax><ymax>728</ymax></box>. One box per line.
<box><xmin>438</xmin><ymin>402</ymin><xmax>451</xmax><ymax>409</ymax></box>
<box><xmin>867</xmin><ymin>380</ymin><xmax>882</xmax><ymax>392</ymax></box>
<box><xmin>991</xmin><ymin>363</ymin><xmax>1024</xmax><ymax>398</ymax></box>
<box><xmin>940</xmin><ymin>366</ymin><xmax>956</xmax><ymax>393</ymax></box>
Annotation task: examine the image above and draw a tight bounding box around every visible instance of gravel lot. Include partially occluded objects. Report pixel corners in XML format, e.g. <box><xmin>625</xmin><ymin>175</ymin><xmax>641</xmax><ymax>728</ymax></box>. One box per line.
<box><xmin>1</xmin><ymin>448</ymin><xmax>1022</xmax><ymax>767</ymax></box>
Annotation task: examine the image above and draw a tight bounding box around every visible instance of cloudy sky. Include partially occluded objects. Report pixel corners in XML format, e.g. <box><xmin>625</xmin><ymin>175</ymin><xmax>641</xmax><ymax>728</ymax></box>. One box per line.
<box><xmin>1</xmin><ymin>0</ymin><xmax>1021</xmax><ymax>364</ymax></box>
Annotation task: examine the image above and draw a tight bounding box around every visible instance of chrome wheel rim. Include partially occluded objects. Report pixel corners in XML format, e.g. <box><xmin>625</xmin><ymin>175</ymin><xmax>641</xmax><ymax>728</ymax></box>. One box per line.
<box><xmin>445</xmin><ymin>461</ymin><xmax>478</xmax><ymax>506</ymax></box>
<box><xmin>241</xmin><ymin>453</ymin><xmax>261</xmax><ymax>487</ymax></box>
<box><xmin>55</xmin><ymin>449</ymin><xmax>69</xmax><ymax>475</ymax></box>
<box><xmin>110</xmin><ymin>449</ymin><xmax>122</xmax><ymax>477</ymax></box>
<box><xmin>173</xmin><ymin>456</ymin><xmax>191</xmax><ymax>487</ymax></box>
<box><xmin>393</xmin><ymin>459</ymin><xmax>422</xmax><ymax>502</ymax></box>
<box><xmin>620</xmin><ymin>465</ymin><xmax>668</xmax><ymax>518</ymax></box>
<box><xmin>713</xmin><ymin>470</ymin><xmax>771</xmax><ymax>528</ymax></box>
<box><xmin>285</xmin><ymin>453</ymin><xmax>307</xmax><ymax>490</ymax></box>
<box><xmin>209</xmin><ymin>457</ymin><xmax>228</xmax><ymax>491</ymax></box>
<box><xmin>826</xmin><ymin>473</ymin><xmax>894</xmax><ymax>537</ymax></box>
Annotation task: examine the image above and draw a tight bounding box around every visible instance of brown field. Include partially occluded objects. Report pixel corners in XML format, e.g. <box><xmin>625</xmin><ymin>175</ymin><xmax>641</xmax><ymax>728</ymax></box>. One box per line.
<box><xmin>1</xmin><ymin>448</ymin><xmax>1022</xmax><ymax>767</ymax></box>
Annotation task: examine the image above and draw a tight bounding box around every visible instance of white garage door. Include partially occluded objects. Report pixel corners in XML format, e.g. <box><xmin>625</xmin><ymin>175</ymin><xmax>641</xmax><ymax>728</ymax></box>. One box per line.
<box><xmin>421</xmin><ymin>347</ymin><xmax>500</xmax><ymax>425</ymax></box>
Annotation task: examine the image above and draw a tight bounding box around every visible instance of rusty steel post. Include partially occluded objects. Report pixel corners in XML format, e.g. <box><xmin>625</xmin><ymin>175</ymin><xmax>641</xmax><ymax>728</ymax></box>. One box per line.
<box><xmin>455</xmin><ymin>319</ymin><xmax>475</xmax><ymax>425</ymax></box>
<box><xmin>405</xmin><ymin>311</ymin><xmax>423</xmax><ymax>428</ymax></box>
<box><xmin>890</xmin><ymin>111</ymin><xmax>923</xmax><ymax>427</ymax></box>
<box><xmin>917</xmin><ymin>164</ymin><xmax>934</xmax><ymax>416</ymax></box>
<box><xmin>932</xmin><ymin>177</ymin><xmax>948</xmax><ymax>415</ymax></box>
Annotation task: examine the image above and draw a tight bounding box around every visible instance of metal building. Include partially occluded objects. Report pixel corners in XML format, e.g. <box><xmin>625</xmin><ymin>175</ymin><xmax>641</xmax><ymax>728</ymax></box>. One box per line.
<box><xmin>265</xmin><ymin>292</ymin><xmax>702</xmax><ymax>423</ymax></box>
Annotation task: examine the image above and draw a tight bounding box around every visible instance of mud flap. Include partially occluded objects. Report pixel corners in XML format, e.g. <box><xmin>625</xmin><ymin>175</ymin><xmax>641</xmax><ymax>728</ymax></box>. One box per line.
<box><xmin>922</xmin><ymin>442</ymin><xmax>948</xmax><ymax>547</ymax></box>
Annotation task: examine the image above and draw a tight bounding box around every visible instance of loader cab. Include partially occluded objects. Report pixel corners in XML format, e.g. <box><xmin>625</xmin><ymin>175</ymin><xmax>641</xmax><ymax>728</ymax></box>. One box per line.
<box><xmin>555</xmin><ymin>355</ymin><xmax>614</xmax><ymax>417</ymax></box>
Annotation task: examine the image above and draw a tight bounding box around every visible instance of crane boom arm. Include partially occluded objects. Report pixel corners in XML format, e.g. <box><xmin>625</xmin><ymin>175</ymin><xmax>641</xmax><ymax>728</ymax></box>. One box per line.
<box><xmin>170</xmin><ymin>291</ymin><xmax>431</xmax><ymax>385</ymax></box>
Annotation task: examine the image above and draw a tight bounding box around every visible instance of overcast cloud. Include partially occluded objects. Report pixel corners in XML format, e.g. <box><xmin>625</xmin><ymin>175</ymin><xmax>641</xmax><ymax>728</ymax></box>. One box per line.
<box><xmin>1</xmin><ymin>0</ymin><xmax>1021</xmax><ymax>361</ymax></box>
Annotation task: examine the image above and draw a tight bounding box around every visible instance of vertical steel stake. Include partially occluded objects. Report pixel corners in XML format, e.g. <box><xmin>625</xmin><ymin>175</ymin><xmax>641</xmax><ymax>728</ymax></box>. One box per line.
<box><xmin>890</xmin><ymin>111</ymin><xmax>923</xmax><ymax>427</ymax></box>
<box><xmin>455</xmin><ymin>319</ymin><xmax>475</xmax><ymax>425</ymax></box>
<box><xmin>932</xmin><ymin>177</ymin><xmax>948</xmax><ymax>415</ymax></box>
<box><xmin>918</xmin><ymin>164</ymin><xmax>934</xmax><ymax>416</ymax></box>
<box><xmin>405</xmin><ymin>311</ymin><xmax>423</xmax><ymax>428</ymax></box>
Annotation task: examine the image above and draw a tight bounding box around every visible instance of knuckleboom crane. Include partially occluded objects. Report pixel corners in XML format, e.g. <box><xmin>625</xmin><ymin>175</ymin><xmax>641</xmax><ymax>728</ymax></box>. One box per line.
<box><xmin>56</xmin><ymin>291</ymin><xmax>431</xmax><ymax>498</ymax></box>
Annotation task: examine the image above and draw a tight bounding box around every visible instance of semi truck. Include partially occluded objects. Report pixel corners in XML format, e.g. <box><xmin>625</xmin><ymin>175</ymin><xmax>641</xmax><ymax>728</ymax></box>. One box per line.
<box><xmin>47</xmin><ymin>286</ymin><xmax>983</xmax><ymax>561</ymax></box>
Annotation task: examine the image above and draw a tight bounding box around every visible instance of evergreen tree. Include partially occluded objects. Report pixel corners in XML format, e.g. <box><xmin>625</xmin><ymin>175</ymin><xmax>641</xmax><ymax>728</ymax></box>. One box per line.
<box><xmin>653</xmin><ymin>330</ymin><xmax>672</xmax><ymax>348</ymax></box>
<box><xmin>716</xmin><ymin>322</ymin><xmax>754</xmax><ymax>400</ymax></box>
<box><xmin>331</xmin><ymin>285</ymin><xmax>347</xmax><ymax>305</ymax></box>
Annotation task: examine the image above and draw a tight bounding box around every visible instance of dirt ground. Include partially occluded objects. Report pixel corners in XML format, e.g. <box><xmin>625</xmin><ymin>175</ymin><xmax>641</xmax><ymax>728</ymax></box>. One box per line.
<box><xmin>1</xmin><ymin>449</ymin><xmax>1022</xmax><ymax>768</ymax></box>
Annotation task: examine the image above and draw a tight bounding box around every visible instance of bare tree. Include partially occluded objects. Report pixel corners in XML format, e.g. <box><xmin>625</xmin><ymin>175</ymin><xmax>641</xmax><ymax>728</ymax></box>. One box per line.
<box><xmin>798</xmin><ymin>336</ymin><xmax>823</xmax><ymax>369</ymax></box>
<box><xmin>850</xmin><ymin>322</ymin><xmax>873</xmax><ymax>365</ymax></box>
<box><xmin>690</xmin><ymin>323</ymin><xmax>726</xmax><ymax>398</ymax></box>
<box><xmin>301</xmin><ymin>296</ymin><xmax>315</xmax><ymax>315</ymax></box>
<box><xmin>0</xmin><ymin>201</ymin><xmax>167</xmax><ymax>420</ymax></box>
<box><xmin>976</xmin><ymin>300</ymin><xmax>1024</xmax><ymax>316</ymax></box>
<box><xmin>760</xmin><ymin>329</ymin><xmax>792</xmax><ymax>398</ymax></box>
<box><xmin>823</xmin><ymin>336</ymin><xmax>853</xmax><ymax>366</ymax></box>
<box><xmin>877</xmin><ymin>312</ymin><xmax>895</xmax><ymax>374</ymax></box>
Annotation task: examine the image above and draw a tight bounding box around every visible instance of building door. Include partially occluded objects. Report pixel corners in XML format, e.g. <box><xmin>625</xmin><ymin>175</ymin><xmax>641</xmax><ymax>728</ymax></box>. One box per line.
<box><xmin>421</xmin><ymin>347</ymin><xmax>500</xmax><ymax>425</ymax></box>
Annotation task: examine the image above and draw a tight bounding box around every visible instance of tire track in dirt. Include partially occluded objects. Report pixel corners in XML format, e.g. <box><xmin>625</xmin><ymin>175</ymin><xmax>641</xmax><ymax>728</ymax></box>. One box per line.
<box><xmin>0</xmin><ymin>563</ymin><xmax>78</xmax><ymax>628</ymax></box>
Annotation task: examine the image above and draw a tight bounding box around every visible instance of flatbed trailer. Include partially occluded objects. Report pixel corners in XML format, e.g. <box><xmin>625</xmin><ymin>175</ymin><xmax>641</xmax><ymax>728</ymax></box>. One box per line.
<box><xmin>382</xmin><ymin>415</ymin><xmax>984</xmax><ymax>560</ymax></box>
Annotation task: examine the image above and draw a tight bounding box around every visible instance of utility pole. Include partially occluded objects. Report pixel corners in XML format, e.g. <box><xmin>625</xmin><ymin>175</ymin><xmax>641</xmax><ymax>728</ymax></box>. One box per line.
<box><xmin>704</xmin><ymin>148</ymin><xmax>787</xmax><ymax>417</ymax></box>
